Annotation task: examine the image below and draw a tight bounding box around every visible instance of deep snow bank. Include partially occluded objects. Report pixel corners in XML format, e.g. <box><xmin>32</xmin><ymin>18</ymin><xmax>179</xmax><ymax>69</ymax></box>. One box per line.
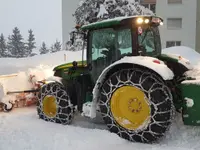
<box><xmin>162</xmin><ymin>46</ymin><xmax>200</xmax><ymax>66</ymax></box>
<box><xmin>0</xmin><ymin>50</ymin><xmax>84</xmax><ymax>75</ymax></box>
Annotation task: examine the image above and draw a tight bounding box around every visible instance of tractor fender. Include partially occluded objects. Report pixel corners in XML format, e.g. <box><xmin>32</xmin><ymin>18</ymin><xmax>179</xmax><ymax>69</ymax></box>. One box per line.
<box><xmin>88</xmin><ymin>56</ymin><xmax>174</xmax><ymax>119</ymax></box>
<box><xmin>43</xmin><ymin>76</ymin><xmax>63</xmax><ymax>85</ymax></box>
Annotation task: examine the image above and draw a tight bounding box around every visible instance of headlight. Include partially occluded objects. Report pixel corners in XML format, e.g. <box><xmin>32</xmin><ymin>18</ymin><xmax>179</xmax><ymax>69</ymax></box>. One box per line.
<box><xmin>137</xmin><ymin>18</ymin><xmax>143</xmax><ymax>24</ymax></box>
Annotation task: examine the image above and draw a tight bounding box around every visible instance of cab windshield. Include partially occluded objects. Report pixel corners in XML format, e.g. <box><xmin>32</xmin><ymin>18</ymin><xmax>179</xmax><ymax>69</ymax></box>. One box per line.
<box><xmin>138</xmin><ymin>26</ymin><xmax>161</xmax><ymax>55</ymax></box>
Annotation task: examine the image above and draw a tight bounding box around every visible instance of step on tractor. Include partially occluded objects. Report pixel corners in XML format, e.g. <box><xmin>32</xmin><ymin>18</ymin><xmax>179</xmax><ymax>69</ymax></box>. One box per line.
<box><xmin>36</xmin><ymin>15</ymin><xmax>200</xmax><ymax>143</ymax></box>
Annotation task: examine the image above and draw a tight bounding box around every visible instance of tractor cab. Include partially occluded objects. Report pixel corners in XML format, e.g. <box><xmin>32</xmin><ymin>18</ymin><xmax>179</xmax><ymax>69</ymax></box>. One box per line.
<box><xmin>78</xmin><ymin>15</ymin><xmax>163</xmax><ymax>81</ymax></box>
<box><xmin>81</xmin><ymin>15</ymin><xmax>163</xmax><ymax>58</ymax></box>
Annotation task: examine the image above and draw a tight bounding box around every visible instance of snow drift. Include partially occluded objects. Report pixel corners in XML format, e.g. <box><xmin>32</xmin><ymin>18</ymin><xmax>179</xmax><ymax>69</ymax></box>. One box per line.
<box><xmin>0</xmin><ymin>50</ymin><xmax>84</xmax><ymax>75</ymax></box>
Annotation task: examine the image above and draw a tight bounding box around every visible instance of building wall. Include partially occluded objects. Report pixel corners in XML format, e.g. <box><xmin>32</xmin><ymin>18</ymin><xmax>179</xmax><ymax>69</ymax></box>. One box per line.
<box><xmin>156</xmin><ymin>0</ymin><xmax>197</xmax><ymax>50</ymax></box>
<box><xmin>62</xmin><ymin>0</ymin><xmax>80</xmax><ymax>47</ymax></box>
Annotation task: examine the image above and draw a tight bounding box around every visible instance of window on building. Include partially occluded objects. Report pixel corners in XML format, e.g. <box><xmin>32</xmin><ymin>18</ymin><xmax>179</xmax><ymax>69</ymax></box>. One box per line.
<box><xmin>166</xmin><ymin>41</ymin><xmax>181</xmax><ymax>48</ymax></box>
<box><xmin>140</xmin><ymin>0</ymin><xmax>156</xmax><ymax>13</ymax></box>
<box><xmin>168</xmin><ymin>0</ymin><xmax>182</xmax><ymax>4</ymax></box>
<box><xmin>141</xmin><ymin>3</ymin><xmax>156</xmax><ymax>13</ymax></box>
<box><xmin>135</xmin><ymin>0</ymin><xmax>141</xmax><ymax>2</ymax></box>
<box><xmin>167</xmin><ymin>18</ymin><xmax>182</xmax><ymax>29</ymax></box>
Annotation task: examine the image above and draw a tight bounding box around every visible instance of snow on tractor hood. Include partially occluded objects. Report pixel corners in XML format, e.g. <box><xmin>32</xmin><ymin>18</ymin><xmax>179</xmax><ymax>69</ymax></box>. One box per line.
<box><xmin>88</xmin><ymin>56</ymin><xmax>174</xmax><ymax>119</ymax></box>
<box><xmin>162</xmin><ymin>46</ymin><xmax>200</xmax><ymax>66</ymax></box>
<box><xmin>161</xmin><ymin>53</ymin><xmax>193</xmax><ymax>70</ymax></box>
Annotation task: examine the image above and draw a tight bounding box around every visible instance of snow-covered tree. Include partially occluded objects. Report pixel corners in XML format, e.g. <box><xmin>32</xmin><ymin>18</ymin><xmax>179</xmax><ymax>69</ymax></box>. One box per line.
<box><xmin>54</xmin><ymin>40</ymin><xmax>61</xmax><ymax>51</ymax></box>
<box><xmin>7</xmin><ymin>27</ymin><xmax>26</xmax><ymax>58</ymax></box>
<box><xmin>70</xmin><ymin>0</ymin><xmax>154</xmax><ymax>51</ymax></box>
<box><xmin>54</xmin><ymin>40</ymin><xmax>62</xmax><ymax>52</ymax></box>
<box><xmin>26</xmin><ymin>29</ymin><xmax>36</xmax><ymax>57</ymax></box>
<box><xmin>73</xmin><ymin>0</ymin><xmax>154</xmax><ymax>25</ymax></box>
<box><xmin>50</xmin><ymin>44</ymin><xmax>55</xmax><ymax>53</ymax></box>
<box><xmin>65</xmin><ymin>30</ymin><xmax>85</xmax><ymax>51</ymax></box>
<box><xmin>39</xmin><ymin>42</ymin><xmax>49</xmax><ymax>54</ymax></box>
<box><xmin>0</xmin><ymin>34</ymin><xmax>8</xmax><ymax>57</ymax></box>
<box><xmin>50</xmin><ymin>40</ymin><xmax>62</xmax><ymax>53</ymax></box>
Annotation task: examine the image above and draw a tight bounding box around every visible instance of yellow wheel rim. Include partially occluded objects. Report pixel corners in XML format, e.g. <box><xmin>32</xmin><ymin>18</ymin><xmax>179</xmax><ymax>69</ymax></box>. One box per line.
<box><xmin>42</xmin><ymin>95</ymin><xmax>57</xmax><ymax>118</ymax></box>
<box><xmin>110</xmin><ymin>86</ymin><xmax>151</xmax><ymax>130</ymax></box>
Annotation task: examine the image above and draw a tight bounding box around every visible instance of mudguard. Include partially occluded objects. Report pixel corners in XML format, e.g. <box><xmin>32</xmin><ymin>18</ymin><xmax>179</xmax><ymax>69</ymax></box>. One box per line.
<box><xmin>88</xmin><ymin>56</ymin><xmax>174</xmax><ymax>118</ymax></box>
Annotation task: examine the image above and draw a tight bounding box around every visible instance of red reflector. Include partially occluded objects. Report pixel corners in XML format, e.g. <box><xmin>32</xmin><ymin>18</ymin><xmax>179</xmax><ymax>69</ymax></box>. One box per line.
<box><xmin>153</xmin><ymin>60</ymin><xmax>161</xmax><ymax>64</ymax></box>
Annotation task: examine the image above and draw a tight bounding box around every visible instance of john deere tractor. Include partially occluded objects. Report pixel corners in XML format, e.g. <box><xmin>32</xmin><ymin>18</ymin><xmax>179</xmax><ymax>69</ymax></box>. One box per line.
<box><xmin>37</xmin><ymin>15</ymin><xmax>200</xmax><ymax>143</ymax></box>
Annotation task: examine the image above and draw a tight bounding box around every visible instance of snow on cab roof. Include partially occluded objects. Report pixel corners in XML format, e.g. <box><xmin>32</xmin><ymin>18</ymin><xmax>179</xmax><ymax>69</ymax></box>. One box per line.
<box><xmin>81</xmin><ymin>15</ymin><xmax>157</xmax><ymax>30</ymax></box>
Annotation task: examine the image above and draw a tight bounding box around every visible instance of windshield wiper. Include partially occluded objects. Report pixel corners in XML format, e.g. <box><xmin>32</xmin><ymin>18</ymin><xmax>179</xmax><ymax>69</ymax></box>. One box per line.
<box><xmin>140</xmin><ymin>27</ymin><xmax>150</xmax><ymax>45</ymax></box>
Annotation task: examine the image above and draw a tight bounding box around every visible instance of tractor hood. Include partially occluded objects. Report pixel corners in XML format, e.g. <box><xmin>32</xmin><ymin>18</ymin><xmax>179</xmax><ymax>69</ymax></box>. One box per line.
<box><xmin>53</xmin><ymin>60</ymin><xmax>87</xmax><ymax>71</ymax></box>
<box><xmin>159</xmin><ymin>53</ymin><xmax>193</xmax><ymax>70</ymax></box>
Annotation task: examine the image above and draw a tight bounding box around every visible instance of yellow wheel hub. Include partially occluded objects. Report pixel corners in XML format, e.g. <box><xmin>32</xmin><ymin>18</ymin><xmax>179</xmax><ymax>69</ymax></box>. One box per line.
<box><xmin>42</xmin><ymin>95</ymin><xmax>57</xmax><ymax>118</ymax></box>
<box><xmin>110</xmin><ymin>86</ymin><xmax>151</xmax><ymax>130</ymax></box>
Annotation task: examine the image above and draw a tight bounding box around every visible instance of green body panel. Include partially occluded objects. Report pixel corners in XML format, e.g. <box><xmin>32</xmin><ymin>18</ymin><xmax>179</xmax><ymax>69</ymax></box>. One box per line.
<box><xmin>53</xmin><ymin>61</ymin><xmax>87</xmax><ymax>80</ymax></box>
<box><xmin>53</xmin><ymin>61</ymin><xmax>87</xmax><ymax>71</ymax></box>
<box><xmin>181</xmin><ymin>81</ymin><xmax>200</xmax><ymax>126</ymax></box>
<box><xmin>157</xmin><ymin>54</ymin><xmax>179</xmax><ymax>63</ymax></box>
<box><xmin>158</xmin><ymin>54</ymin><xmax>184</xmax><ymax>109</ymax></box>
<box><xmin>86</xmin><ymin>91</ymin><xmax>93</xmax><ymax>102</ymax></box>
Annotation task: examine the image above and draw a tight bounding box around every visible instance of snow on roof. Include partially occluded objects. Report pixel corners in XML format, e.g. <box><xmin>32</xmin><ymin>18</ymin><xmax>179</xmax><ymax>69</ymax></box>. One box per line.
<box><xmin>81</xmin><ymin>15</ymin><xmax>155</xmax><ymax>30</ymax></box>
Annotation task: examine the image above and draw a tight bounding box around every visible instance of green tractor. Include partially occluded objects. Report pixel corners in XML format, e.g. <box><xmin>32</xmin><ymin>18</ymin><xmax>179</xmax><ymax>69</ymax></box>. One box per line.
<box><xmin>36</xmin><ymin>15</ymin><xmax>200</xmax><ymax>143</ymax></box>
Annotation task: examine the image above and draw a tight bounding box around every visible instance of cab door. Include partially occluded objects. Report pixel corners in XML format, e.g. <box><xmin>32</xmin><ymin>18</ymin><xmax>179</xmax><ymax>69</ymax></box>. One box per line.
<box><xmin>88</xmin><ymin>28</ymin><xmax>117</xmax><ymax>82</ymax></box>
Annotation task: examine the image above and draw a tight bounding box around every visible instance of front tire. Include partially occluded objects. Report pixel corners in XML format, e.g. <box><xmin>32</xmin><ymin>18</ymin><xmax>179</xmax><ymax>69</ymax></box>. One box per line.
<box><xmin>99</xmin><ymin>67</ymin><xmax>174</xmax><ymax>143</ymax></box>
<box><xmin>37</xmin><ymin>82</ymin><xmax>74</xmax><ymax>125</ymax></box>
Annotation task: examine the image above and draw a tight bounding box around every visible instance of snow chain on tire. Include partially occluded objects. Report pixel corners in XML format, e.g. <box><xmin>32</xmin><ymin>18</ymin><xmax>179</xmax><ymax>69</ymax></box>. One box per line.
<box><xmin>37</xmin><ymin>82</ymin><xmax>74</xmax><ymax>125</ymax></box>
<box><xmin>99</xmin><ymin>67</ymin><xmax>175</xmax><ymax>143</ymax></box>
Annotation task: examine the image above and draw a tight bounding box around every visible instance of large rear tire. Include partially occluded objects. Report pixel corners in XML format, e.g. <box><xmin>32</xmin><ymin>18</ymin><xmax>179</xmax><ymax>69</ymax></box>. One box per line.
<box><xmin>99</xmin><ymin>67</ymin><xmax>174</xmax><ymax>143</ymax></box>
<box><xmin>37</xmin><ymin>82</ymin><xmax>74</xmax><ymax>125</ymax></box>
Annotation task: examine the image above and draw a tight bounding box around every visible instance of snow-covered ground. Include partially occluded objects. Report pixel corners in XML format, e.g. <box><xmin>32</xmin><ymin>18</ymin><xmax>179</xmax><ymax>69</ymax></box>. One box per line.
<box><xmin>0</xmin><ymin>46</ymin><xmax>200</xmax><ymax>150</ymax></box>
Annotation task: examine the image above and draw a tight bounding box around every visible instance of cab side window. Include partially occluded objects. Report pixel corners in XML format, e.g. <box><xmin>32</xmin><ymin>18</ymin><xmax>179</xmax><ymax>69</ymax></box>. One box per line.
<box><xmin>117</xmin><ymin>29</ymin><xmax>132</xmax><ymax>57</ymax></box>
<box><xmin>91</xmin><ymin>28</ymin><xmax>116</xmax><ymax>61</ymax></box>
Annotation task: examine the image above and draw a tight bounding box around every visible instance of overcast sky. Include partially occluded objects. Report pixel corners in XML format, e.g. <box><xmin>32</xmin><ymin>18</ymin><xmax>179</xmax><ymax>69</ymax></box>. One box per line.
<box><xmin>0</xmin><ymin>0</ymin><xmax>63</xmax><ymax>47</ymax></box>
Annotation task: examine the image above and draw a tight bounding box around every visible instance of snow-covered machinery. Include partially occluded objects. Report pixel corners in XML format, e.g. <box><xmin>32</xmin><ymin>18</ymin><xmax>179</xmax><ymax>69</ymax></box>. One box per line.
<box><xmin>0</xmin><ymin>72</ymin><xmax>46</xmax><ymax>112</ymax></box>
<box><xmin>35</xmin><ymin>15</ymin><xmax>200</xmax><ymax>143</ymax></box>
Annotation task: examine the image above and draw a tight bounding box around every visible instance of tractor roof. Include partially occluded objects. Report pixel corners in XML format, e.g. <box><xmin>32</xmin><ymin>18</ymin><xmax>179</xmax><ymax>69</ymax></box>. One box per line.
<box><xmin>81</xmin><ymin>15</ymin><xmax>163</xmax><ymax>31</ymax></box>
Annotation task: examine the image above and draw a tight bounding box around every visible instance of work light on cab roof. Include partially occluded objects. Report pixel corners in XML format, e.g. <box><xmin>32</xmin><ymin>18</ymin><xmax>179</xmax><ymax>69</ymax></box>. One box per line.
<box><xmin>136</xmin><ymin>16</ymin><xmax>163</xmax><ymax>26</ymax></box>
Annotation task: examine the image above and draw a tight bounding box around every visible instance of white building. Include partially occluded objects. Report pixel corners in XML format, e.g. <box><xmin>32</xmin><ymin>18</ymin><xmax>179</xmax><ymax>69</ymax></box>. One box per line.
<box><xmin>141</xmin><ymin>0</ymin><xmax>200</xmax><ymax>52</ymax></box>
<box><xmin>62</xmin><ymin>0</ymin><xmax>80</xmax><ymax>48</ymax></box>
<box><xmin>62</xmin><ymin>0</ymin><xmax>200</xmax><ymax>52</ymax></box>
